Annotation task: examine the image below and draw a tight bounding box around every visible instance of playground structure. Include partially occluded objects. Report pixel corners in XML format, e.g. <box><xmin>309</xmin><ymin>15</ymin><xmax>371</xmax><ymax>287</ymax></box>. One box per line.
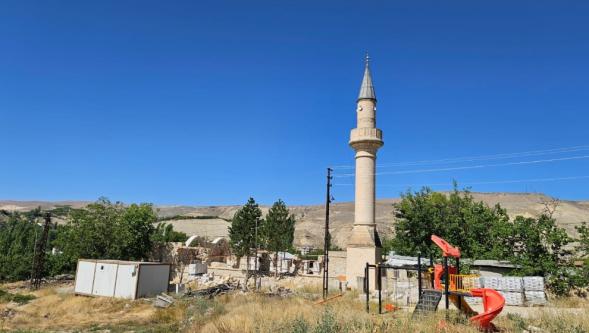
<box><xmin>364</xmin><ymin>235</ymin><xmax>505</xmax><ymax>330</ymax></box>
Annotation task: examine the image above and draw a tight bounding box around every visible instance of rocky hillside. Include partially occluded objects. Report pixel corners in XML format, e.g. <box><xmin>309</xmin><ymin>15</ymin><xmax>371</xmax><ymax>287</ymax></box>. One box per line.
<box><xmin>1</xmin><ymin>193</ymin><xmax>588</xmax><ymax>249</ymax></box>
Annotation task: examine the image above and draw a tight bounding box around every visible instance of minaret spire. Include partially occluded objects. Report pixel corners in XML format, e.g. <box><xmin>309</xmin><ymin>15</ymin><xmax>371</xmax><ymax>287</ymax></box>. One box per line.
<box><xmin>358</xmin><ymin>52</ymin><xmax>376</xmax><ymax>101</ymax></box>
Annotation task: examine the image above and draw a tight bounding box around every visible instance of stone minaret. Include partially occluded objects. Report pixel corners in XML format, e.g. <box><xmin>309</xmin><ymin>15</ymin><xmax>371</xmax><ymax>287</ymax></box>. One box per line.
<box><xmin>346</xmin><ymin>54</ymin><xmax>383</xmax><ymax>290</ymax></box>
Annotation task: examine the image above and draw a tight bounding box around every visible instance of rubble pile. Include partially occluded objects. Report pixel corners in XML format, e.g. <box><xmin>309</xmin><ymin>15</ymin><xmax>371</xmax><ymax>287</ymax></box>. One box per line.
<box><xmin>153</xmin><ymin>294</ymin><xmax>175</xmax><ymax>308</ymax></box>
<box><xmin>0</xmin><ymin>308</ymin><xmax>16</xmax><ymax>320</ymax></box>
<box><xmin>188</xmin><ymin>283</ymin><xmax>238</xmax><ymax>298</ymax></box>
<box><xmin>266</xmin><ymin>286</ymin><xmax>294</xmax><ymax>298</ymax></box>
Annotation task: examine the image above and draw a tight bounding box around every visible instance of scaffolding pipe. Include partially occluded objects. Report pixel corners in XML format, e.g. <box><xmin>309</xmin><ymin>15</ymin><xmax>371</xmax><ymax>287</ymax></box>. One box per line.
<box><xmin>430</xmin><ymin>254</ymin><xmax>434</xmax><ymax>288</ymax></box>
<box><xmin>365</xmin><ymin>263</ymin><xmax>369</xmax><ymax>313</ymax></box>
<box><xmin>377</xmin><ymin>264</ymin><xmax>382</xmax><ymax>314</ymax></box>
<box><xmin>417</xmin><ymin>253</ymin><xmax>422</xmax><ymax>296</ymax></box>
<box><xmin>444</xmin><ymin>256</ymin><xmax>449</xmax><ymax>310</ymax></box>
<box><xmin>456</xmin><ymin>257</ymin><xmax>462</xmax><ymax>311</ymax></box>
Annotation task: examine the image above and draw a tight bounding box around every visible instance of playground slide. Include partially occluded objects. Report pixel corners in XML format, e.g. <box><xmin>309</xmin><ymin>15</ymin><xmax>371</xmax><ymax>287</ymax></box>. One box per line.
<box><xmin>431</xmin><ymin>235</ymin><xmax>461</xmax><ymax>257</ymax></box>
<box><xmin>469</xmin><ymin>288</ymin><xmax>505</xmax><ymax>329</ymax></box>
<box><xmin>448</xmin><ymin>294</ymin><xmax>478</xmax><ymax>317</ymax></box>
<box><xmin>429</xmin><ymin>235</ymin><xmax>505</xmax><ymax>329</ymax></box>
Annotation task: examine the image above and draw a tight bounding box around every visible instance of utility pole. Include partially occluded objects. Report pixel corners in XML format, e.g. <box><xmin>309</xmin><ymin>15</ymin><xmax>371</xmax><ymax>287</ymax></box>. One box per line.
<box><xmin>31</xmin><ymin>212</ymin><xmax>51</xmax><ymax>290</ymax></box>
<box><xmin>254</xmin><ymin>217</ymin><xmax>259</xmax><ymax>291</ymax></box>
<box><xmin>322</xmin><ymin>167</ymin><xmax>333</xmax><ymax>299</ymax></box>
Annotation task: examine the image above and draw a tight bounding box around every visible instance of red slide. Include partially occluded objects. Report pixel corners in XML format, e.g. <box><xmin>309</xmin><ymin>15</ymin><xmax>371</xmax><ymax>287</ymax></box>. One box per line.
<box><xmin>469</xmin><ymin>288</ymin><xmax>505</xmax><ymax>330</ymax></box>
<box><xmin>431</xmin><ymin>235</ymin><xmax>461</xmax><ymax>258</ymax></box>
<box><xmin>430</xmin><ymin>235</ymin><xmax>505</xmax><ymax>330</ymax></box>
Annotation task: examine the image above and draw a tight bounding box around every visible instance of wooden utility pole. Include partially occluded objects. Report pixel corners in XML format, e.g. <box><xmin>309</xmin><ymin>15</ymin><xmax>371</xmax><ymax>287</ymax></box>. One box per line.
<box><xmin>30</xmin><ymin>212</ymin><xmax>51</xmax><ymax>290</ymax></box>
<box><xmin>254</xmin><ymin>217</ymin><xmax>259</xmax><ymax>290</ymax></box>
<box><xmin>322</xmin><ymin>167</ymin><xmax>333</xmax><ymax>299</ymax></box>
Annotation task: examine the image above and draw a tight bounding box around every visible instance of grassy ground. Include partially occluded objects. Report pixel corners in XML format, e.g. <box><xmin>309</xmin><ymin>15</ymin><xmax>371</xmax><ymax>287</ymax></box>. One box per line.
<box><xmin>1</xmin><ymin>282</ymin><xmax>589</xmax><ymax>333</ymax></box>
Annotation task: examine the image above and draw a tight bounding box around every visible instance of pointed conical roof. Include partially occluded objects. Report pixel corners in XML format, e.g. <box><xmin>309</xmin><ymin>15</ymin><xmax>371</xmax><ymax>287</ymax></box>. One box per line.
<box><xmin>358</xmin><ymin>54</ymin><xmax>376</xmax><ymax>101</ymax></box>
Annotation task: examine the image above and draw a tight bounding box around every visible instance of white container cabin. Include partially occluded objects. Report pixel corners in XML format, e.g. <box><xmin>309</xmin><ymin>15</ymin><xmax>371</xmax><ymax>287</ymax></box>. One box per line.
<box><xmin>74</xmin><ymin>259</ymin><xmax>170</xmax><ymax>299</ymax></box>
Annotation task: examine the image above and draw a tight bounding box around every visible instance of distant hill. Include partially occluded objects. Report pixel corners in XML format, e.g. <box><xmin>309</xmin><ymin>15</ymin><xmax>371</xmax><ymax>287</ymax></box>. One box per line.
<box><xmin>1</xmin><ymin>193</ymin><xmax>588</xmax><ymax>249</ymax></box>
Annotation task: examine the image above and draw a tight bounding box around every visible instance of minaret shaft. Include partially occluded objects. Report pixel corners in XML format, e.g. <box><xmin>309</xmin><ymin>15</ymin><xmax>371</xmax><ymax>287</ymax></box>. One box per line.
<box><xmin>354</xmin><ymin>150</ymin><xmax>376</xmax><ymax>225</ymax></box>
<box><xmin>348</xmin><ymin>98</ymin><xmax>383</xmax><ymax>243</ymax></box>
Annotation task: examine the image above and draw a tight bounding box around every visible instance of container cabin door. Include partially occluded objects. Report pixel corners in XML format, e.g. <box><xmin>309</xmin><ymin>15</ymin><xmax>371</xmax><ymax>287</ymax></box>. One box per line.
<box><xmin>92</xmin><ymin>263</ymin><xmax>118</xmax><ymax>297</ymax></box>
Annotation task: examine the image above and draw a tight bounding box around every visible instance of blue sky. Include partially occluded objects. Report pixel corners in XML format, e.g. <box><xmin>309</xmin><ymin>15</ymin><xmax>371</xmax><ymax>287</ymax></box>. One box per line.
<box><xmin>1</xmin><ymin>1</ymin><xmax>588</xmax><ymax>205</ymax></box>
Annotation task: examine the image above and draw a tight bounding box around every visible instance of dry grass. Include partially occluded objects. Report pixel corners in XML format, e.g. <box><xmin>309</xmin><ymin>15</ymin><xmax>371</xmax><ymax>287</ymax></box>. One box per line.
<box><xmin>503</xmin><ymin>309</ymin><xmax>589</xmax><ymax>333</ymax></box>
<box><xmin>184</xmin><ymin>292</ymin><xmax>521</xmax><ymax>333</ymax></box>
<box><xmin>0</xmin><ymin>290</ymin><xmax>155</xmax><ymax>331</ymax></box>
<box><xmin>3</xmin><ymin>281</ymin><xmax>589</xmax><ymax>333</ymax></box>
<box><xmin>548</xmin><ymin>295</ymin><xmax>589</xmax><ymax>309</ymax></box>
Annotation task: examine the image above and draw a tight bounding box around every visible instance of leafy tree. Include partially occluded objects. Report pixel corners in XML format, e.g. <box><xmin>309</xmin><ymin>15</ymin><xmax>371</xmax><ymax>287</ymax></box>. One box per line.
<box><xmin>53</xmin><ymin>198</ymin><xmax>158</xmax><ymax>272</ymax></box>
<box><xmin>262</xmin><ymin>199</ymin><xmax>295</xmax><ymax>276</ymax></box>
<box><xmin>0</xmin><ymin>213</ymin><xmax>40</xmax><ymax>281</ymax></box>
<box><xmin>119</xmin><ymin>203</ymin><xmax>157</xmax><ymax>260</ymax></box>
<box><xmin>152</xmin><ymin>223</ymin><xmax>189</xmax><ymax>243</ymax></box>
<box><xmin>0</xmin><ymin>199</ymin><xmax>189</xmax><ymax>282</ymax></box>
<box><xmin>390</xmin><ymin>186</ymin><xmax>510</xmax><ymax>259</ymax></box>
<box><xmin>575</xmin><ymin>222</ymin><xmax>589</xmax><ymax>259</ymax></box>
<box><xmin>391</xmin><ymin>186</ymin><xmax>579</xmax><ymax>296</ymax></box>
<box><xmin>507</xmin><ymin>214</ymin><xmax>574</xmax><ymax>295</ymax></box>
<box><xmin>228</xmin><ymin>198</ymin><xmax>262</xmax><ymax>270</ymax></box>
<box><xmin>574</xmin><ymin>222</ymin><xmax>589</xmax><ymax>293</ymax></box>
<box><xmin>381</xmin><ymin>236</ymin><xmax>395</xmax><ymax>258</ymax></box>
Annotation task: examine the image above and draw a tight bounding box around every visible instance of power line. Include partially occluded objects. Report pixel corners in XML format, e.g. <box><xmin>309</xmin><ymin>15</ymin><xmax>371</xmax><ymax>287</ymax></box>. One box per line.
<box><xmin>333</xmin><ymin>175</ymin><xmax>589</xmax><ymax>189</ymax></box>
<box><xmin>333</xmin><ymin>155</ymin><xmax>589</xmax><ymax>178</ymax></box>
<box><xmin>330</xmin><ymin>144</ymin><xmax>589</xmax><ymax>170</ymax></box>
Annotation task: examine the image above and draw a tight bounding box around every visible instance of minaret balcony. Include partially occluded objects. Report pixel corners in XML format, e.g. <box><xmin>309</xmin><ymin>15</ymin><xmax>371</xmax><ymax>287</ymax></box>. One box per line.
<box><xmin>349</xmin><ymin>128</ymin><xmax>383</xmax><ymax>148</ymax></box>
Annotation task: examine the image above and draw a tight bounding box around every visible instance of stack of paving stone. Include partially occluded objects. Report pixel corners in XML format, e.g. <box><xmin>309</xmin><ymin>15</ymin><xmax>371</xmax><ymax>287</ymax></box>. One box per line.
<box><xmin>523</xmin><ymin>277</ymin><xmax>547</xmax><ymax>305</ymax></box>
<box><xmin>482</xmin><ymin>277</ymin><xmax>525</xmax><ymax>306</ymax></box>
<box><xmin>464</xmin><ymin>276</ymin><xmax>483</xmax><ymax>306</ymax></box>
<box><xmin>455</xmin><ymin>276</ymin><xmax>547</xmax><ymax>307</ymax></box>
<box><xmin>478</xmin><ymin>276</ymin><xmax>547</xmax><ymax>306</ymax></box>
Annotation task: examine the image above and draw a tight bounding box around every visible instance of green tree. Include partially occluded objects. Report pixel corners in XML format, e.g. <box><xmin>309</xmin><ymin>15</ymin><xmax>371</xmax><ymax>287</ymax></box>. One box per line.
<box><xmin>152</xmin><ymin>223</ymin><xmax>189</xmax><ymax>243</ymax></box>
<box><xmin>507</xmin><ymin>214</ymin><xmax>574</xmax><ymax>295</ymax></box>
<box><xmin>575</xmin><ymin>222</ymin><xmax>589</xmax><ymax>259</ymax></box>
<box><xmin>119</xmin><ymin>203</ymin><xmax>157</xmax><ymax>260</ymax></box>
<box><xmin>262</xmin><ymin>199</ymin><xmax>296</xmax><ymax>276</ymax></box>
<box><xmin>391</xmin><ymin>187</ymin><xmax>579</xmax><ymax>296</ymax></box>
<box><xmin>0</xmin><ymin>212</ymin><xmax>40</xmax><ymax>281</ymax></box>
<box><xmin>228</xmin><ymin>198</ymin><xmax>262</xmax><ymax>270</ymax></box>
<box><xmin>574</xmin><ymin>222</ymin><xmax>589</xmax><ymax>293</ymax></box>
<box><xmin>390</xmin><ymin>186</ymin><xmax>510</xmax><ymax>259</ymax></box>
<box><xmin>53</xmin><ymin>198</ymin><xmax>158</xmax><ymax>272</ymax></box>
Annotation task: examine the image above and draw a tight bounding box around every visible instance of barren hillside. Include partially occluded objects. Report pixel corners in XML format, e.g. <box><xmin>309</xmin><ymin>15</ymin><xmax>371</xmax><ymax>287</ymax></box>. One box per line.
<box><xmin>1</xmin><ymin>193</ymin><xmax>588</xmax><ymax>249</ymax></box>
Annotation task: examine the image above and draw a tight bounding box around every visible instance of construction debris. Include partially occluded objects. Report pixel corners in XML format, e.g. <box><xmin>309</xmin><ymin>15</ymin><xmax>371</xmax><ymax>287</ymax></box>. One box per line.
<box><xmin>153</xmin><ymin>294</ymin><xmax>175</xmax><ymax>308</ymax></box>
<box><xmin>0</xmin><ymin>308</ymin><xmax>17</xmax><ymax>320</ymax></box>
<box><xmin>52</xmin><ymin>274</ymin><xmax>75</xmax><ymax>281</ymax></box>
<box><xmin>187</xmin><ymin>283</ymin><xmax>238</xmax><ymax>298</ymax></box>
<box><xmin>266</xmin><ymin>286</ymin><xmax>294</xmax><ymax>298</ymax></box>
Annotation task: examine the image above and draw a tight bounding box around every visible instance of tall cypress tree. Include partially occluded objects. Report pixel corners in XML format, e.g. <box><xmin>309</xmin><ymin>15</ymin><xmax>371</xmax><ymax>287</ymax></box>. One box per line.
<box><xmin>262</xmin><ymin>199</ymin><xmax>295</xmax><ymax>276</ymax></box>
<box><xmin>228</xmin><ymin>198</ymin><xmax>262</xmax><ymax>270</ymax></box>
